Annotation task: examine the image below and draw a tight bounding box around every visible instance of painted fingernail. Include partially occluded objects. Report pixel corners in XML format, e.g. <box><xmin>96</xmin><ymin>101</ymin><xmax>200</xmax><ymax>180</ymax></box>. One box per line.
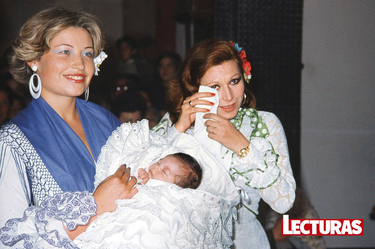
<box><xmin>209</xmin><ymin>101</ymin><xmax>214</xmax><ymax>105</ymax></box>
<box><xmin>206</xmin><ymin>109</ymin><xmax>210</xmax><ymax>112</ymax></box>
<box><xmin>210</xmin><ymin>93</ymin><xmax>216</xmax><ymax>96</ymax></box>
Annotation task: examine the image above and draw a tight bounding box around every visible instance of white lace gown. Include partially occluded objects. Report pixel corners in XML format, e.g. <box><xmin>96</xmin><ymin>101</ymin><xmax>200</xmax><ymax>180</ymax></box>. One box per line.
<box><xmin>74</xmin><ymin>120</ymin><xmax>240</xmax><ymax>248</ymax></box>
<box><xmin>152</xmin><ymin>108</ymin><xmax>296</xmax><ymax>249</ymax></box>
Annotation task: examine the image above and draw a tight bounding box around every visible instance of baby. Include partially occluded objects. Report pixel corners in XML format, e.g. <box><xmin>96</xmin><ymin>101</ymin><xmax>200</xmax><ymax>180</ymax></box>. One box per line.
<box><xmin>73</xmin><ymin>120</ymin><xmax>240</xmax><ymax>248</ymax></box>
<box><xmin>138</xmin><ymin>152</ymin><xmax>202</xmax><ymax>189</ymax></box>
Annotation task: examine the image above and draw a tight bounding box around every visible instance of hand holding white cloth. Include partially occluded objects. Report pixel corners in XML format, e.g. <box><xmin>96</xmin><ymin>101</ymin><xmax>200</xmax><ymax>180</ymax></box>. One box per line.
<box><xmin>193</xmin><ymin>85</ymin><xmax>222</xmax><ymax>156</ymax></box>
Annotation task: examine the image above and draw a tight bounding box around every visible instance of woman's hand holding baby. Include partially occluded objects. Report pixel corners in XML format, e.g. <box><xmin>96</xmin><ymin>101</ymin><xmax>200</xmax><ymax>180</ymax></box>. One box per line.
<box><xmin>67</xmin><ymin>165</ymin><xmax>138</xmax><ymax>240</ymax></box>
<box><xmin>94</xmin><ymin>165</ymin><xmax>138</xmax><ymax>215</ymax></box>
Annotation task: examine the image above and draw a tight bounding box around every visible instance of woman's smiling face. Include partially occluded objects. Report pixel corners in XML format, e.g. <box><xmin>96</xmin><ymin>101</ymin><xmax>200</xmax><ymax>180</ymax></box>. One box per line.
<box><xmin>30</xmin><ymin>27</ymin><xmax>95</xmax><ymax>100</ymax></box>
<box><xmin>199</xmin><ymin>60</ymin><xmax>245</xmax><ymax>120</ymax></box>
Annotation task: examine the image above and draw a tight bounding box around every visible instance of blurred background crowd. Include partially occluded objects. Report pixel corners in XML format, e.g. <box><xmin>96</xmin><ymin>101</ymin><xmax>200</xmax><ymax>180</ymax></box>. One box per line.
<box><xmin>0</xmin><ymin>34</ymin><xmax>182</xmax><ymax>129</ymax></box>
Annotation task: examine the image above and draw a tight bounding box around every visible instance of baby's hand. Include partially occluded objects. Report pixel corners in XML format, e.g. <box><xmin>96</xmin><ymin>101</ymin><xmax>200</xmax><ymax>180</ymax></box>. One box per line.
<box><xmin>138</xmin><ymin>168</ymin><xmax>150</xmax><ymax>184</ymax></box>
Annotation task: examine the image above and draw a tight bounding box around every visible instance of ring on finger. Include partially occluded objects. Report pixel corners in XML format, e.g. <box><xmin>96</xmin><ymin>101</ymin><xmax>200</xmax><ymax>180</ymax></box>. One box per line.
<box><xmin>189</xmin><ymin>100</ymin><xmax>194</xmax><ymax>107</ymax></box>
<box><xmin>211</xmin><ymin>127</ymin><xmax>216</xmax><ymax>134</ymax></box>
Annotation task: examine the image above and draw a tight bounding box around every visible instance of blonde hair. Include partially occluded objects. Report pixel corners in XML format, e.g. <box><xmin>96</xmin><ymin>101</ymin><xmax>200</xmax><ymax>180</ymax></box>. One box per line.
<box><xmin>9</xmin><ymin>7</ymin><xmax>105</xmax><ymax>84</ymax></box>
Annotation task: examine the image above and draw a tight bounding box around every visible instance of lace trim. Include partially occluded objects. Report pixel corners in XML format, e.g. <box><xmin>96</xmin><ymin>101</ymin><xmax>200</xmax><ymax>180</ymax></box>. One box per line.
<box><xmin>0</xmin><ymin>191</ymin><xmax>95</xmax><ymax>248</ymax></box>
<box><xmin>95</xmin><ymin>120</ymin><xmax>172</xmax><ymax>187</ymax></box>
<box><xmin>0</xmin><ymin>122</ymin><xmax>62</xmax><ymax>205</ymax></box>
<box><xmin>153</xmin><ymin>110</ymin><xmax>295</xmax><ymax>214</ymax></box>
<box><xmin>75</xmin><ymin>183</ymin><xmax>237</xmax><ymax>248</ymax></box>
<box><xmin>258</xmin><ymin>111</ymin><xmax>296</xmax><ymax>214</ymax></box>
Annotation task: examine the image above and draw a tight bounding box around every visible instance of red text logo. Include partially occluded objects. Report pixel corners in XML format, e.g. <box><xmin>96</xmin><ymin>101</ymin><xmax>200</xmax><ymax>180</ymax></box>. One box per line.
<box><xmin>281</xmin><ymin>215</ymin><xmax>364</xmax><ymax>236</ymax></box>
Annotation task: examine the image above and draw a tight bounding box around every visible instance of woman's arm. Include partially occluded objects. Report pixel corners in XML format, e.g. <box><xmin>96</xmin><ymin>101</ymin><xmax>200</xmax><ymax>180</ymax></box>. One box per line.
<box><xmin>0</xmin><ymin>167</ymin><xmax>138</xmax><ymax>248</ymax></box>
<box><xmin>226</xmin><ymin>111</ymin><xmax>296</xmax><ymax>214</ymax></box>
<box><xmin>66</xmin><ymin>165</ymin><xmax>138</xmax><ymax>240</ymax></box>
<box><xmin>0</xmin><ymin>141</ymin><xmax>30</xmax><ymax>227</ymax></box>
<box><xmin>0</xmin><ymin>142</ymin><xmax>137</xmax><ymax>247</ymax></box>
<box><xmin>257</xmin><ymin>112</ymin><xmax>296</xmax><ymax>213</ymax></box>
<box><xmin>0</xmin><ymin>140</ymin><xmax>82</xmax><ymax>248</ymax></box>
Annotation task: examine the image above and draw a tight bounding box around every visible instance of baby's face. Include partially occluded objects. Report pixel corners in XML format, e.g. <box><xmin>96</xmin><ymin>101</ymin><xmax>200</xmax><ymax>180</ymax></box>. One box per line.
<box><xmin>148</xmin><ymin>155</ymin><xmax>182</xmax><ymax>184</ymax></box>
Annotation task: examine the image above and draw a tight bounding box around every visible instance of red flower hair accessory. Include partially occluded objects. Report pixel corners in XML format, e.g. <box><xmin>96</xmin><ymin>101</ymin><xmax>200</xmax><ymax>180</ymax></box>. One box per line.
<box><xmin>230</xmin><ymin>41</ymin><xmax>251</xmax><ymax>83</ymax></box>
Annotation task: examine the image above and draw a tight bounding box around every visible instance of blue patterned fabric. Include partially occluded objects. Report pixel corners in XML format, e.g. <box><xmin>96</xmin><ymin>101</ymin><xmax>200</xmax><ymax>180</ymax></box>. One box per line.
<box><xmin>0</xmin><ymin>191</ymin><xmax>95</xmax><ymax>248</ymax></box>
<box><xmin>0</xmin><ymin>123</ymin><xmax>62</xmax><ymax>206</ymax></box>
<box><xmin>12</xmin><ymin>97</ymin><xmax>121</xmax><ymax>193</ymax></box>
<box><xmin>0</xmin><ymin>97</ymin><xmax>121</xmax><ymax>247</ymax></box>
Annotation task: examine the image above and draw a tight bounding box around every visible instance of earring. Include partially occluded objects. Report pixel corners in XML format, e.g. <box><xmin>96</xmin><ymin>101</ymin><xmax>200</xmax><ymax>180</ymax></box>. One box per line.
<box><xmin>85</xmin><ymin>87</ymin><xmax>89</xmax><ymax>102</ymax></box>
<box><xmin>242</xmin><ymin>92</ymin><xmax>247</xmax><ymax>105</ymax></box>
<box><xmin>29</xmin><ymin>65</ymin><xmax>42</xmax><ymax>99</ymax></box>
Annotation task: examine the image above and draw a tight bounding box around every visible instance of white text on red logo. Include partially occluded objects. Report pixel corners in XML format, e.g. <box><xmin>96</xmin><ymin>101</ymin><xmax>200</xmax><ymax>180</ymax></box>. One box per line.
<box><xmin>281</xmin><ymin>215</ymin><xmax>364</xmax><ymax>236</ymax></box>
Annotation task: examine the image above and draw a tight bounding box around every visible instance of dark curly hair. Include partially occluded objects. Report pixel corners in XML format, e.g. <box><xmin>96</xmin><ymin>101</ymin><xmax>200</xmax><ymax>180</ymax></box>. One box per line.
<box><xmin>173</xmin><ymin>152</ymin><xmax>202</xmax><ymax>189</ymax></box>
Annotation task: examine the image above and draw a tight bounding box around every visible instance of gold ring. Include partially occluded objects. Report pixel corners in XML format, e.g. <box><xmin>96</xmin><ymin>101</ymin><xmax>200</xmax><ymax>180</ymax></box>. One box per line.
<box><xmin>189</xmin><ymin>101</ymin><xmax>194</xmax><ymax>107</ymax></box>
<box><xmin>212</xmin><ymin>127</ymin><xmax>215</xmax><ymax>134</ymax></box>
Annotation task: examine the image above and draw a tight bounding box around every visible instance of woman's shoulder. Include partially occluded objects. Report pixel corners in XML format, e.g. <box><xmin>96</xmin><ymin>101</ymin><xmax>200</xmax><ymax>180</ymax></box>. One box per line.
<box><xmin>256</xmin><ymin>110</ymin><xmax>282</xmax><ymax>125</ymax></box>
<box><xmin>239</xmin><ymin>108</ymin><xmax>285</xmax><ymax>134</ymax></box>
<box><xmin>257</xmin><ymin>109</ymin><xmax>277</xmax><ymax>117</ymax></box>
<box><xmin>0</xmin><ymin>122</ymin><xmax>22</xmax><ymax>138</ymax></box>
<box><xmin>255</xmin><ymin>110</ymin><xmax>286</xmax><ymax>137</ymax></box>
<box><xmin>0</xmin><ymin>122</ymin><xmax>29</xmax><ymax>154</ymax></box>
<box><xmin>238</xmin><ymin>108</ymin><xmax>279</xmax><ymax>122</ymax></box>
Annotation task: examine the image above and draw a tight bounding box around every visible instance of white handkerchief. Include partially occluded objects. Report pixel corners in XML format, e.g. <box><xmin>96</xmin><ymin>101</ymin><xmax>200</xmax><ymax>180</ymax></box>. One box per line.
<box><xmin>193</xmin><ymin>85</ymin><xmax>222</xmax><ymax>155</ymax></box>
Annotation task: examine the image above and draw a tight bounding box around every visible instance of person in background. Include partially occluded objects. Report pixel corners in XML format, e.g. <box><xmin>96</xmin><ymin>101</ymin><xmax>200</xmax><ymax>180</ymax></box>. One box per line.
<box><xmin>0</xmin><ymin>74</ymin><xmax>27</xmax><ymax>123</ymax></box>
<box><xmin>109</xmin><ymin>73</ymin><xmax>141</xmax><ymax>104</ymax></box>
<box><xmin>116</xmin><ymin>35</ymin><xmax>138</xmax><ymax>75</ymax></box>
<box><xmin>0</xmin><ymin>7</ymin><xmax>137</xmax><ymax>248</ymax></box>
<box><xmin>7</xmin><ymin>91</ymin><xmax>26</xmax><ymax>120</ymax></box>
<box><xmin>149</xmin><ymin>51</ymin><xmax>181</xmax><ymax>116</ymax></box>
<box><xmin>115</xmin><ymin>34</ymin><xmax>154</xmax><ymax>90</ymax></box>
<box><xmin>145</xmin><ymin>107</ymin><xmax>161</xmax><ymax>129</ymax></box>
<box><xmin>3</xmin><ymin>72</ymin><xmax>28</xmax><ymax>102</ymax></box>
<box><xmin>111</xmin><ymin>91</ymin><xmax>147</xmax><ymax>123</ymax></box>
<box><xmin>153</xmin><ymin>38</ymin><xmax>296</xmax><ymax>249</ymax></box>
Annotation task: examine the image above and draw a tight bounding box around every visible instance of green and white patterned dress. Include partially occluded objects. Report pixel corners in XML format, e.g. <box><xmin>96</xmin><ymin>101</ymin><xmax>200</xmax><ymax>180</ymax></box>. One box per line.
<box><xmin>153</xmin><ymin>108</ymin><xmax>296</xmax><ymax>249</ymax></box>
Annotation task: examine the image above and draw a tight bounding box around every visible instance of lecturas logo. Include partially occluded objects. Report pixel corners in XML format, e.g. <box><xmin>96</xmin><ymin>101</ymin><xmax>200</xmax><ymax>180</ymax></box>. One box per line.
<box><xmin>281</xmin><ymin>215</ymin><xmax>364</xmax><ymax>236</ymax></box>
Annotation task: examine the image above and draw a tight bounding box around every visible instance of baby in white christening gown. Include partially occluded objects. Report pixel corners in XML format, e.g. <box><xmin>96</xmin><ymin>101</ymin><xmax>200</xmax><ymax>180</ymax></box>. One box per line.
<box><xmin>73</xmin><ymin>120</ymin><xmax>240</xmax><ymax>249</ymax></box>
<box><xmin>137</xmin><ymin>152</ymin><xmax>202</xmax><ymax>189</ymax></box>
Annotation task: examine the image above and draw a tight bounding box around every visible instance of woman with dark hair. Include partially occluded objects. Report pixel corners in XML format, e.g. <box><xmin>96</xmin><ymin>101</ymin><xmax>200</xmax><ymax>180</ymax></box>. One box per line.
<box><xmin>111</xmin><ymin>91</ymin><xmax>147</xmax><ymax>123</ymax></box>
<box><xmin>153</xmin><ymin>38</ymin><xmax>296</xmax><ymax>248</ymax></box>
<box><xmin>0</xmin><ymin>7</ymin><xmax>137</xmax><ymax>247</ymax></box>
<box><xmin>149</xmin><ymin>51</ymin><xmax>182</xmax><ymax>115</ymax></box>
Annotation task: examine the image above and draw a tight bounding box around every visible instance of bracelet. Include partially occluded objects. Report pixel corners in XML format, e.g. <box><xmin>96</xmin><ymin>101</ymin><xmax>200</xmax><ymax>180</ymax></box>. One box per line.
<box><xmin>237</xmin><ymin>143</ymin><xmax>250</xmax><ymax>159</ymax></box>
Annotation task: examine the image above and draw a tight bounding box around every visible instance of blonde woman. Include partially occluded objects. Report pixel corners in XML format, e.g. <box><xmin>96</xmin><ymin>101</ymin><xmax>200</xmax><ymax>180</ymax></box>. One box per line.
<box><xmin>0</xmin><ymin>7</ymin><xmax>137</xmax><ymax>247</ymax></box>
